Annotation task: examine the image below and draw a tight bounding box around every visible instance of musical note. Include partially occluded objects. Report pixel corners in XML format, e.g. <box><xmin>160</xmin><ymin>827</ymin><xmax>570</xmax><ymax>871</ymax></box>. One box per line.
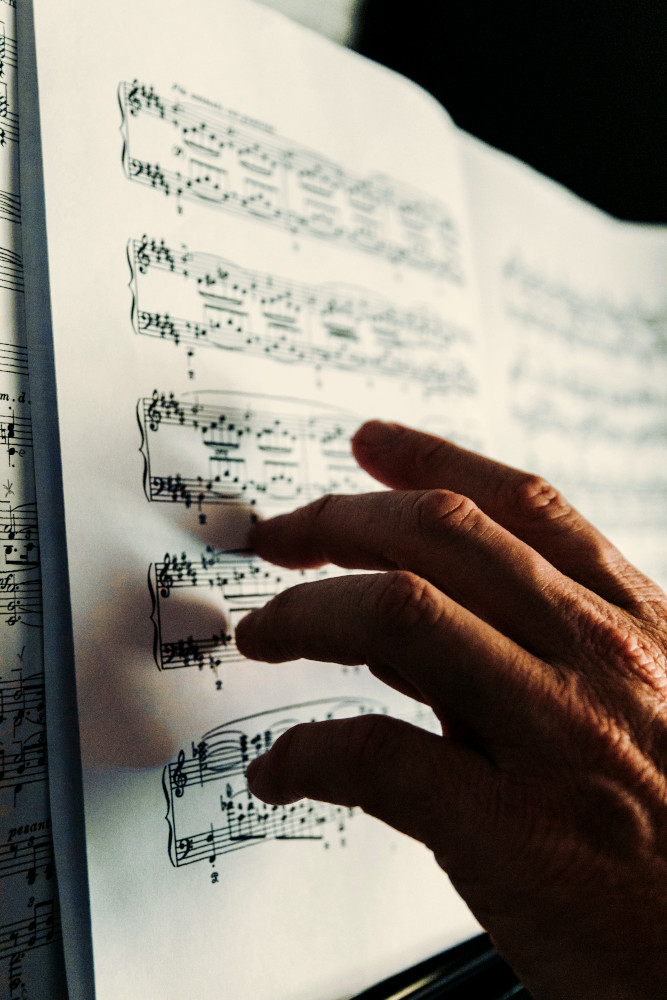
<box><xmin>8</xmin><ymin>949</ymin><xmax>23</xmax><ymax>994</ymax></box>
<box><xmin>0</xmin><ymin>670</ymin><xmax>45</xmax><ymax>732</ymax></box>
<box><xmin>503</xmin><ymin>255</ymin><xmax>667</xmax><ymax>356</ymax></box>
<box><xmin>502</xmin><ymin>256</ymin><xmax>667</xmax><ymax>447</ymax></box>
<box><xmin>128</xmin><ymin>237</ymin><xmax>476</xmax><ymax>390</ymax></box>
<box><xmin>0</xmin><ymin>731</ymin><xmax>48</xmax><ymax>797</ymax></box>
<box><xmin>119</xmin><ymin>81</ymin><xmax>463</xmax><ymax>280</ymax></box>
<box><xmin>0</xmin><ymin>22</ymin><xmax>17</xmax><ymax>77</ymax></box>
<box><xmin>1</xmin><ymin>499</ymin><xmax>39</xmax><ymax>572</ymax></box>
<box><xmin>138</xmin><ymin>390</ymin><xmax>376</xmax><ymax>518</ymax></box>
<box><xmin>0</xmin><ymin>103</ymin><xmax>18</xmax><ymax>146</ymax></box>
<box><xmin>149</xmin><ymin>550</ymin><xmax>334</xmax><ymax>677</ymax></box>
<box><xmin>0</xmin><ymin>899</ymin><xmax>61</xmax><ymax>959</ymax></box>
<box><xmin>0</xmin><ymin>408</ymin><xmax>31</xmax><ymax>465</ymax></box>
<box><xmin>0</xmin><ymin>187</ymin><xmax>20</xmax><ymax>223</ymax></box>
<box><xmin>0</xmin><ymin>7</ymin><xmax>67</xmax><ymax>997</ymax></box>
<box><xmin>0</xmin><ymin>571</ymin><xmax>42</xmax><ymax>626</ymax></box>
<box><xmin>163</xmin><ymin>697</ymin><xmax>438</xmax><ymax>870</ymax></box>
<box><xmin>0</xmin><ymin>831</ymin><xmax>54</xmax><ymax>883</ymax></box>
<box><xmin>163</xmin><ymin>698</ymin><xmax>389</xmax><ymax>868</ymax></box>
<box><xmin>0</xmin><ymin>245</ymin><xmax>23</xmax><ymax>292</ymax></box>
<box><xmin>501</xmin><ymin>254</ymin><xmax>667</xmax><ymax>584</ymax></box>
<box><xmin>2</xmin><ymin>541</ymin><xmax>38</xmax><ymax>569</ymax></box>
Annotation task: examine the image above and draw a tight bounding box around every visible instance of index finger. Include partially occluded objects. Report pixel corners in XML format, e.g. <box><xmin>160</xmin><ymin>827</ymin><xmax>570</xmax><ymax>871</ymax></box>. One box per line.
<box><xmin>352</xmin><ymin>421</ymin><xmax>666</xmax><ymax>617</ymax></box>
<box><xmin>248</xmin><ymin>488</ymin><xmax>609</xmax><ymax>663</ymax></box>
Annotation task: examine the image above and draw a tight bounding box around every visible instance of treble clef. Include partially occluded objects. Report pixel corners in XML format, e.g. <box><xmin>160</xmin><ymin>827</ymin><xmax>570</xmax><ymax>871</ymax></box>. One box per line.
<box><xmin>126</xmin><ymin>80</ymin><xmax>142</xmax><ymax>116</ymax></box>
<box><xmin>173</xmin><ymin>749</ymin><xmax>188</xmax><ymax>798</ymax></box>
<box><xmin>157</xmin><ymin>554</ymin><xmax>174</xmax><ymax>598</ymax></box>
<box><xmin>136</xmin><ymin>235</ymin><xmax>151</xmax><ymax>273</ymax></box>
<box><xmin>146</xmin><ymin>390</ymin><xmax>162</xmax><ymax>432</ymax></box>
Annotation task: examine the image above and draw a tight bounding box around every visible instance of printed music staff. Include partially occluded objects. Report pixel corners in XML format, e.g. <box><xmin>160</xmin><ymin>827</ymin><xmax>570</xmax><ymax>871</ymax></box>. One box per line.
<box><xmin>119</xmin><ymin>81</ymin><xmax>463</xmax><ymax>279</ymax></box>
<box><xmin>128</xmin><ymin>236</ymin><xmax>476</xmax><ymax>391</ymax></box>
<box><xmin>0</xmin><ymin>899</ymin><xmax>60</xmax><ymax>960</ymax></box>
<box><xmin>0</xmin><ymin>831</ymin><xmax>54</xmax><ymax>884</ymax></box>
<box><xmin>502</xmin><ymin>254</ymin><xmax>667</xmax><ymax>546</ymax></box>
<box><xmin>148</xmin><ymin>549</ymin><xmax>334</xmax><ymax>681</ymax></box>
<box><xmin>163</xmin><ymin>698</ymin><xmax>388</xmax><ymax>871</ymax></box>
<box><xmin>0</xmin><ymin>7</ymin><xmax>65</xmax><ymax>996</ymax></box>
<box><xmin>0</xmin><ymin>670</ymin><xmax>45</xmax><ymax>732</ymax></box>
<box><xmin>0</xmin><ymin>342</ymin><xmax>28</xmax><ymax>377</ymax></box>
<box><xmin>0</xmin><ymin>571</ymin><xmax>42</xmax><ymax>626</ymax></box>
<box><xmin>0</xmin><ymin>245</ymin><xmax>23</xmax><ymax>293</ymax></box>
<box><xmin>164</xmin><ymin>697</ymin><xmax>437</xmax><ymax>875</ymax></box>
<box><xmin>138</xmin><ymin>390</ymin><xmax>374</xmax><ymax>520</ymax></box>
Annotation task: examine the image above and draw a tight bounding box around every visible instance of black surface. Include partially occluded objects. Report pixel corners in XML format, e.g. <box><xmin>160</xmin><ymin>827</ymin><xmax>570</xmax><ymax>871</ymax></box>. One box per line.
<box><xmin>351</xmin><ymin>934</ymin><xmax>534</xmax><ymax>999</ymax></box>
<box><xmin>353</xmin><ymin>0</ymin><xmax>667</xmax><ymax>223</ymax></box>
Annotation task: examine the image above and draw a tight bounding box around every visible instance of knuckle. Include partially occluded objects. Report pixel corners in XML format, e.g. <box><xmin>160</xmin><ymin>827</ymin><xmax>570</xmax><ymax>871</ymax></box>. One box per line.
<box><xmin>503</xmin><ymin>473</ymin><xmax>573</xmax><ymax>526</ymax></box>
<box><xmin>369</xmin><ymin>570</ymin><xmax>442</xmax><ymax>636</ymax></box>
<box><xmin>412</xmin><ymin>488</ymin><xmax>484</xmax><ymax>539</ymax></box>
<box><xmin>607</xmin><ymin>564</ymin><xmax>667</xmax><ymax>618</ymax></box>
<box><xmin>584</xmin><ymin>609</ymin><xmax>667</xmax><ymax>692</ymax></box>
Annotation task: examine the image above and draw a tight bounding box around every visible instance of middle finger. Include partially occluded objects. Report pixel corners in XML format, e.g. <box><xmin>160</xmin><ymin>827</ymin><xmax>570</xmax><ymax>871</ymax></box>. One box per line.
<box><xmin>250</xmin><ymin>489</ymin><xmax>610</xmax><ymax>661</ymax></box>
<box><xmin>235</xmin><ymin>569</ymin><xmax>549</xmax><ymax>747</ymax></box>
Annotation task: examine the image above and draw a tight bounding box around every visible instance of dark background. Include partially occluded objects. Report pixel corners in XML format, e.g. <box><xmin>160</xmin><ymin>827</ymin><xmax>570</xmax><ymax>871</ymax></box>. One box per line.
<box><xmin>353</xmin><ymin>0</ymin><xmax>666</xmax><ymax>223</ymax></box>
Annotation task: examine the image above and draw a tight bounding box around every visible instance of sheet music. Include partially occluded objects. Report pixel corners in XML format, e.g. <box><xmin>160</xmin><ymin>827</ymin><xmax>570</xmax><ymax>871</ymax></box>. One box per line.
<box><xmin>163</xmin><ymin>696</ymin><xmax>439</xmax><ymax>870</ymax></box>
<box><xmin>462</xmin><ymin>134</ymin><xmax>667</xmax><ymax>588</ymax></box>
<box><xmin>0</xmin><ymin>2</ymin><xmax>67</xmax><ymax>997</ymax></box>
<box><xmin>128</xmin><ymin>236</ymin><xmax>473</xmax><ymax>388</ymax></box>
<box><xmin>20</xmin><ymin>1</ymin><xmax>483</xmax><ymax>997</ymax></box>
<box><xmin>120</xmin><ymin>80</ymin><xmax>463</xmax><ymax>279</ymax></box>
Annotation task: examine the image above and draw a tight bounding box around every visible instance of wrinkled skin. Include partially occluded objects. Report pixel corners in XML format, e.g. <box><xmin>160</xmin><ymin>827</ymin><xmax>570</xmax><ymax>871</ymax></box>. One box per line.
<box><xmin>235</xmin><ymin>420</ymin><xmax>667</xmax><ymax>1000</ymax></box>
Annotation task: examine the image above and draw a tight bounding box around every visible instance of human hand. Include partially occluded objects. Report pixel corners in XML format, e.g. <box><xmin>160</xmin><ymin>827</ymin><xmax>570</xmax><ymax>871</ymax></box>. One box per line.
<box><xmin>235</xmin><ymin>420</ymin><xmax>667</xmax><ymax>1000</ymax></box>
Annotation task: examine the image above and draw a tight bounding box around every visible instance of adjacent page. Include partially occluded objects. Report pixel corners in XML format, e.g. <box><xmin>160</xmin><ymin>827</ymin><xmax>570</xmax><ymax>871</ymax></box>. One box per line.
<box><xmin>0</xmin><ymin>2</ymin><xmax>67</xmax><ymax>996</ymax></box>
<box><xmin>462</xmin><ymin>135</ymin><xmax>667</xmax><ymax>588</ymax></box>
<box><xmin>21</xmin><ymin>1</ymin><xmax>484</xmax><ymax>997</ymax></box>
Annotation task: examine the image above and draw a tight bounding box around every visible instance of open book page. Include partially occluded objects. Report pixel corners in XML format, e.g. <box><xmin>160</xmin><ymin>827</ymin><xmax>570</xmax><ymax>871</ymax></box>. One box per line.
<box><xmin>20</xmin><ymin>0</ymin><xmax>485</xmax><ymax>996</ymax></box>
<box><xmin>461</xmin><ymin>134</ymin><xmax>667</xmax><ymax>587</ymax></box>
<box><xmin>0</xmin><ymin>2</ymin><xmax>67</xmax><ymax>996</ymax></box>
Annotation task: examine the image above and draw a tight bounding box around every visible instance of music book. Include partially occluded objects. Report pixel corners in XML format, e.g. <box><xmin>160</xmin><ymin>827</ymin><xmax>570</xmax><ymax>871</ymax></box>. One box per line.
<box><xmin>1</xmin><ymin>0</ymin><xmax>666</xmax><ymax>996</ymax></box>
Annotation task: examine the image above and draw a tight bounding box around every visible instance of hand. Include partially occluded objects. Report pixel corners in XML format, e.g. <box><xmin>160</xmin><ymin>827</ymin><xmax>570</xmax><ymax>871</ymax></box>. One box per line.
<box><xmin>235</xmin><ymin>420</ymin><xmax>667</xmax><ymax>1000</ymax></box>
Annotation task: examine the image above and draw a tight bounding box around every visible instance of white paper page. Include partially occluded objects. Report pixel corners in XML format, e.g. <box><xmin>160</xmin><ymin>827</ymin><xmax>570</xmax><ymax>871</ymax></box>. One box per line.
<box><xmin>21</xmin><ymin>1</ymin><xmax>486</xmax><ymax>997</ymax></box>
<box><xmin>462</xmin><ymin>134</ymin><xmax>667</xmax><ymax>588</ymax></box>
<box><xmin>0</xmin><ymin>2</ymin><xmax>67</xmax><ymax>996</ymax></box>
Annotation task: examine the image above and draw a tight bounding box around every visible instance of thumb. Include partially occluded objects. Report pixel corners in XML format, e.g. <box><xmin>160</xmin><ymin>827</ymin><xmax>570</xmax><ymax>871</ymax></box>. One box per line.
<box><xmin>245</xmin><ymin>713</ymin><xmax>486</xmax><ymax>853</ymax></box>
